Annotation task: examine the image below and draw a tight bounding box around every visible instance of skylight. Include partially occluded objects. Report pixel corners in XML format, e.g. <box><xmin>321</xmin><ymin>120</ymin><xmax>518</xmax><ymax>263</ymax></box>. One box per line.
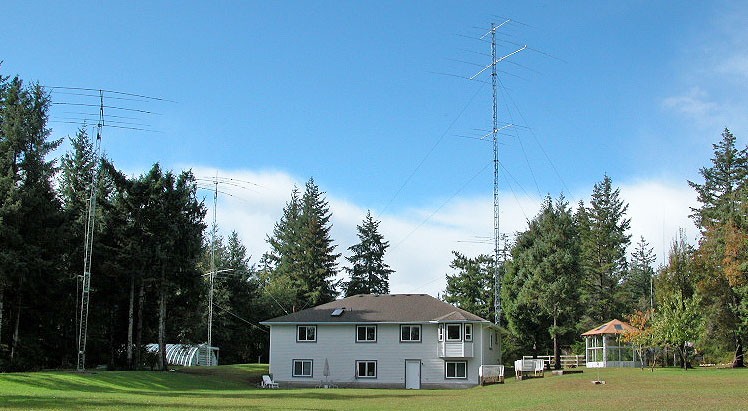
<box><xmin>614</xmin><ymin>324</ymin><xmax>623</xmax><ymax>330</ymax></box>
<box><xmin>331</xmin><ymin>308</ymin><xmax>344</xmax><ymax>317</ymax></box>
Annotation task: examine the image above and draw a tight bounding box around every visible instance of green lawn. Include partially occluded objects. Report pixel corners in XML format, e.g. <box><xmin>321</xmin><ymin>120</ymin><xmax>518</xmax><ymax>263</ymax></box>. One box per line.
<box><xmin>0</xmin><ymin>365</ymin><xmax>745</xmax><ymax>410</ymax></box>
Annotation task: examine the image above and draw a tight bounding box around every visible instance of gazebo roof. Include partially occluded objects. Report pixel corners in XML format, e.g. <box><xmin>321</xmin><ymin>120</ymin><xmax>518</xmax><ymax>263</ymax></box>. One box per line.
<box><xmin>581</xmin><ymin>319</ymin><xmax>636</xmax><ymax>336</ymax></box>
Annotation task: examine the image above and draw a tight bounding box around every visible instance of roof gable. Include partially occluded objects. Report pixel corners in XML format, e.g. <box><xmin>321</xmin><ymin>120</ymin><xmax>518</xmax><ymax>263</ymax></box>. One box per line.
<box><xmin>261</xmin><ymin>294</ymin><xmax>489</xmax><ymax>324</ymax></box>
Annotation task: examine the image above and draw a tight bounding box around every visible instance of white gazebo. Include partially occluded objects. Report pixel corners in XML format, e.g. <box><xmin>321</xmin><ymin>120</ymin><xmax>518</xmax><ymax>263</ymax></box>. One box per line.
<box><xmin>582</xmin><ymin>319</ymin><xmax>642</xmax><ymax>368</ymax></box>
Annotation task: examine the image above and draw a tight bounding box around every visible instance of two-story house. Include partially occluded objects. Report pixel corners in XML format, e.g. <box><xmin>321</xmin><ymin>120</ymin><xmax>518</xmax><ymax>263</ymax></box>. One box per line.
<box><xmin>260</xmin><ymin>293</ymin><xmax>500</xmax><ymax>389</ymax></box>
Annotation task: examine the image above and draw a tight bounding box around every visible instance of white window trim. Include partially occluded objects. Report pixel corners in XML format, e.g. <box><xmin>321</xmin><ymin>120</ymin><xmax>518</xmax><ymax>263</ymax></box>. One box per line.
<box><xmin>355</xmin><ymin>360</ymin><xmax>377</xmax><ymax>378</ymax></box>
<box><xmin>292</xmin><ymin>359</ymin><xmax>313</xmax><ymax>377</ymax></box>
<box><xmin>400</xmin><ymin>325</ymin><xmax>422</xmax><ymax>342</ymax></box>
<box><xmin>446</xmin><ymin>324</ymin><xmax>462</xmax><ymax>341</ymax></box>
<box><xmin>464</xmin><ymin>324</ymin><xmax>473</xmax><ymax>342</ymax></box>
<box><xmin>297</xmin><ymin>325</ymin><xmax>317</xmax><ymax>342</ymax></box>
<box><xmin>445</xmin><ymin>361</ymin><xmax>467</xmax><ymax>379</ymax></box>
<box><xmin>356</xmin><ymin>325</ymin><xmax>377</xmax><ymax>342</ymax></box>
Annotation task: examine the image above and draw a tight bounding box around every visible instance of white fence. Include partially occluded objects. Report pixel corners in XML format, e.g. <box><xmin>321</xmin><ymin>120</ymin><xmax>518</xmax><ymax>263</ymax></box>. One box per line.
<box><xmin>522</xmin><ymin>355</ymin><xmax>586</xmax><ymax>369</ymax></box>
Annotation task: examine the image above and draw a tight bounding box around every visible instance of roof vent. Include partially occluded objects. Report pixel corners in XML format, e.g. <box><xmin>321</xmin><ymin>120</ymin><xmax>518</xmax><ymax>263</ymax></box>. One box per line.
<box><xmin>331</xmin><ymin>308</ymin><xmax>345</xmax><ymax>317</ymax></box>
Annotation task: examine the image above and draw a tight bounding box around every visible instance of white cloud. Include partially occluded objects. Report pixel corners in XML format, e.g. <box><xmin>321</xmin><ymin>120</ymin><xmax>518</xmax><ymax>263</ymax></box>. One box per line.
<box><xmin>619</xmin><ymin>180</ymin><xmax>698</xmax><ymax>267</ymax></box>
<box><xmin>662</xmin><ymin>87</ymin><xmax>720</xmax><ymax>120</ymax></box>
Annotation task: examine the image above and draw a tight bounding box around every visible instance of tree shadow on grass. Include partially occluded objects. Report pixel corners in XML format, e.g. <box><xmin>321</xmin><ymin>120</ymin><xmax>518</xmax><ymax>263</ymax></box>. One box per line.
<box><xmin>0</xmin><ymin>390</ymin><xmax>428</xmax><ymax>410</ymax></box>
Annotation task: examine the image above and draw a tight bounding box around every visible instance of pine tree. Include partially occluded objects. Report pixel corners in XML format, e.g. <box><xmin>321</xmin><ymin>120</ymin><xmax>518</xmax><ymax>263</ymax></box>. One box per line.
<box><xmin>264</xmin><ymin>178</ymin><xmax>340</xmax><ymax>311</ymax></box>
<box><xmin>443</xmin><ymin>252</ymin><xmax>495</xmax><ymax>321</ymax></box>
<box><xmin>578</xmin><ymin>175</ymin><xmax>631</xmax><ymax>326</ymax></box>
<box><xmin>344</xmin><ymin>211</ymin><xmax>394</xmax><ymax>296</ymax></box>
<box><xmin>688</xmin><ymin>128</ymin><xmax>748</xmax><ymax>230</ymax></box>
<box><xmin>625</xmin><ymin>236</ymin><xmax>656</xmax><ymax>311</ymax></box>
<box><xmin>504</xmin><ymin>195</ymin><xmax>581</xmax><ymax>369</ymax></box>
<box><xmin>688</xmin><ymin>128</ymin><xmax>748</xmax><ymax>367</ymax></box>
<box><xmin>0</xmin><ymin>76</ymin><xmax>64</xmax><ymax>368</ymax></box>
<box><xmin>297</xmin><ymin>178</ymin><xmax>340</xmax><ymax>306</ymax></box>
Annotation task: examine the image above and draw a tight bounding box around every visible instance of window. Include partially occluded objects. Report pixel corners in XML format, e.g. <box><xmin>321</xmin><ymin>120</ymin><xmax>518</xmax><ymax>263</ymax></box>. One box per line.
<box><xmin>438</xmin><ymin>324</ymin><xmax>444</xmax><ymax>341</ymax></box>
<box><xmin>356</xmin><ymin>360</ymin><xmax>377</xmax><ymax>378</ymax></box>
<box><xmin>357</xmin><ymin>325</ymin><xmax>377</xmax><ymax>342</ymax></box>
<box><xmin>446</xmin><ymin>324</ymin><xmax>461</xmax><ymax>341</ymax></box>
<box><xmin>293</xmin><ymin>359</ymin><xmax>313</xmax><ymax>377</ymax></box>
<box><xmin>489</xmin><ymin>332</ymin><xmax>494</xmax><ymax>350</ymax></box>
<box><xmin>297</xmin><ymin>325</ymin><xmax>316</xmax><ymax>342</ymax></box>
<box><xmin>464</xmin><ymin>324</ymin><xmax>473</xmax><ymax>341</ymax></box>
<box><xmin>400</xmin><ymin>325</ymin><xmax>421</xmax><ymax>342</ymax></box>
<box><xmin>445</xmin><ymin>361</ymin><xmax>467</xmax><ymax>379</ymax></box>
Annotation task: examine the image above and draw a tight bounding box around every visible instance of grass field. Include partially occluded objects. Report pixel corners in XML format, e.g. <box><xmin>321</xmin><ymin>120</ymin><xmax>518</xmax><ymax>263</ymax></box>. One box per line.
<box><xmin>0</xmin><ymin>365</ymin><xmax>745</xmax><ymax>410</ymax></box>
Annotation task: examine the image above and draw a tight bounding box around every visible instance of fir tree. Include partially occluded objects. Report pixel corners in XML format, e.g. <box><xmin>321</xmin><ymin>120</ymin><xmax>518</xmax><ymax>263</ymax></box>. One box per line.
<box><xmin>344</xmin><ymin>211</ymin><xmax>394</xmax><ymax>296</ymax></box>
<box><xmin>264</xmin><ymin>178</ymin><xmax>340</xmax><ymax>311</ymax></box>
<box><xmin>625</xmin><ymin>236</ymin><xmax>656</xmax><ymax>311</ymax></box>
<box><xmin>688</xmin><ymin>128</ymin><xmax>748</xmax><ymax>230</ymax></box>
<box><xmin>578</xmin><ymin>175</ymin><xmax>631</xmax><ymax>325</ymax></box>
<box><xmin>443</xmin><ymin>252</ymin><xmax>495</xmax><ymax>321</ymax></box>
<box><xmin>297</xmin><ymin>178</ymin><xmax>340</xmax><ymax>306</ymax></box>
<box><xmin>504</xmin><ymin>195</ymin><xmax>582</xmax><ymax>369</ymax></box>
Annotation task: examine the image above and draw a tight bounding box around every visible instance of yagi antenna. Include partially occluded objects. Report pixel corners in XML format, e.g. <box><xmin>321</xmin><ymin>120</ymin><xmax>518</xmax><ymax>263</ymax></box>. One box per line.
<box><xmin>469</xmin><ymin>45</ymin><xmax>527</xmax><ymax>80</ymax></box>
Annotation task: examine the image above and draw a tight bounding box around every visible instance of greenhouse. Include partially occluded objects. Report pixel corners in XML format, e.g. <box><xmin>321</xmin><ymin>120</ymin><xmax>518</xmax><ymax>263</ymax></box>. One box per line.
<box><xmin>582</xmin><ymin>319</ymin><xmax>642</xmax><ymax>368</ymax></box>
<box><xmin>145</xmin><ymin>343</ymin><xmax>219</xmax><ymax>367</ymax></box>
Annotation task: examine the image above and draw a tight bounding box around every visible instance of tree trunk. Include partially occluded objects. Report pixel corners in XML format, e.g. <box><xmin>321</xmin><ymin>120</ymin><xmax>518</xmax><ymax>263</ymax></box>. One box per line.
<box><xmin>134</xmin><ymin>279</ymin><xmax>145</xmax><ymax>370</ymax></box>
<box><xmin>734</xmin><ymin>336</ymin><xmax>744</xmax><ymax>368</ymax></box>
<box><xmin>10</xmin><ymin>293</ymin><xmax>21</xmax><ymax>362</ymax></box>
<box><xmin>127</xmin><ymin>274</ymin><xmax>135</xmax><ymax>370</ymax></box>
<box><xmin>0</xmin><ymin>287</ymin><xmax>4</xmax><ymax>347</ymax></box>
<box><xmin>158</xmin><ymin>268</ymin><xmax>166</xmax><ymax>371</ymax></box>
<box><xmin>553</xmin><ymin>315</ymin><xmax>561</xmax><ymax>370</ymax></box>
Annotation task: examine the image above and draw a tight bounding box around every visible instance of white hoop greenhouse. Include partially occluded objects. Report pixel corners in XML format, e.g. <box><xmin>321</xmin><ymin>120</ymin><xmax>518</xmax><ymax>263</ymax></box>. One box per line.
<box><xmin>145</xmin><ymin>343</ymin><xmax>219</xmax><ymax>367</ymax></box>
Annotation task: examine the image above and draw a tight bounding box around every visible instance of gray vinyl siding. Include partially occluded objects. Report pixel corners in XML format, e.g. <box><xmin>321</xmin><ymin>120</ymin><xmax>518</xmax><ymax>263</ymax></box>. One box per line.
<box><xmin>268</xmin><ymin>322</ymin><xmax>494</xmax><ymax>388</ymax></box>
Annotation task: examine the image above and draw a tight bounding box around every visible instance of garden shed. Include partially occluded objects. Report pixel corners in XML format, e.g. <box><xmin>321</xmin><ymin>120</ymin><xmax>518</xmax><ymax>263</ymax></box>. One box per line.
<box><xmin>145</xmin><ymin>343</ymin><xmax>219</xmax><ymax>367</ymax></box>
<box><xmin>582</xmin><ymin>319</ymin><xmax>642</xmax><ymax>368</ymax></box>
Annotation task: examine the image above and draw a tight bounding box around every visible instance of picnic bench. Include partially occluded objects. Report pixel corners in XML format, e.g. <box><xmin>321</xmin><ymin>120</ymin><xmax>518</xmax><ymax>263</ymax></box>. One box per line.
<box><xmin>514</xmin><ymin>359</ymin><xmax>545</xmax><ymax>380</ymax></box>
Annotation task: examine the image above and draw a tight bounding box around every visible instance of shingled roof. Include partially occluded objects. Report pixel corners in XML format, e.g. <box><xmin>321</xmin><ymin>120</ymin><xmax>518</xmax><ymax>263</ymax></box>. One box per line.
<box><xmin>261</xmin><ymin>294</ymin><xmax>489</xmax><ymax>324</ymax></box>
<box><xmin>581</xmin><ymin>319</ymin><xmax>636</xmax><ymax>336</ymax></box>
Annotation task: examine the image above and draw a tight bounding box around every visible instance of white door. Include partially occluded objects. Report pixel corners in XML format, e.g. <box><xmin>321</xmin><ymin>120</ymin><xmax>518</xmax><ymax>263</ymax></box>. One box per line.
<box><xmin>405</xmin><ymin>360</ymin><xmax>421</xmax><ymax>389</ymax></box>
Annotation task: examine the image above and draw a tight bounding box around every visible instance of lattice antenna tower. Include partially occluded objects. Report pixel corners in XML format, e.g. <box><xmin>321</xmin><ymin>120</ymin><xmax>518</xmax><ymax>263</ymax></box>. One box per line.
<box><xmin>471</xmin><ymin>21</ymin><xmax>526</xmax><ymax>365</ymax></box>
<box><xmin>195</xmin><ymin>175</ymin><xmax>259</xmax><ymax>366</ymax></box>
<box><xmin>77</xmin><ymin>91</ymin><xmax>104</xmax><ymax>372</ymax></box>
<box><xmin>61</xmin><ymin>86</ymin><xmax>169</xmax><ymax>372</ymax></box>
<box><xmin>208</xmin><ymin>177</ymin><xmax>218</xmax><ymax>366</ymax></box>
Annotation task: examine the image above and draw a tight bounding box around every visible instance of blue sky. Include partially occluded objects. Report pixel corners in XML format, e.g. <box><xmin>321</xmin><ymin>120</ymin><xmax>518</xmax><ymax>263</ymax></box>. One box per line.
<box><xmin>3</xmin><ymin>1</ymin><xmax>747</xmax><ymax>296</ymax></box>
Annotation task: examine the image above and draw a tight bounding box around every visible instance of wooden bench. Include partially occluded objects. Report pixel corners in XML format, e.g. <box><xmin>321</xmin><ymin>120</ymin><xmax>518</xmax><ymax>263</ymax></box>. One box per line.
<box><xmin>479</xmin><ymin>365</ymin><xmax>505</xmax><ymax>385</ymax></box>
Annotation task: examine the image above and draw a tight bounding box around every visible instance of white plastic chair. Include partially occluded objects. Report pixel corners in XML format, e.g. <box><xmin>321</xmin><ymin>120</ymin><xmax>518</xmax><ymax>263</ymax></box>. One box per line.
<box><xmin>261</xmin><ymin>374</ymin><xmax>279</xmax><ymax>389</ymax></box>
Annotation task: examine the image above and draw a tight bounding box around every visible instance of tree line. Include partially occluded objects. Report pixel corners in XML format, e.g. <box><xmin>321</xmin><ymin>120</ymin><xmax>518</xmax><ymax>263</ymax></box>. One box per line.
<box><xmin>444</xmin><ymin>129</ymin><xmax>746</xmax><ymax>369</ymax></box>
<box><xmin>0</xmin><ymin>73</ymin><xmax>394</xmax><ymax>371</ymax></box>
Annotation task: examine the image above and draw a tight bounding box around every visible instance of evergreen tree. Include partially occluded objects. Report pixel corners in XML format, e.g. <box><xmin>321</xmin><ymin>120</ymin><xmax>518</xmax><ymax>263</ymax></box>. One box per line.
<box><xmin>625</xmin><ymin>236</ymin><xmax>656</xmax><ymax>312</ymax></box>
<box><xmin>344</xmin><ymin>211</ymin><xmax>394</xmax><ymax>296</ymax></box>
<box><xmin>688</xmin><ymin>128</ymin><xmax>748</xmax><ymax>230</ymax></box>
<box><xmin>443</xmin><ymin>252</ymin><xmax>495</xmax><ymax>321</ymax></box>
<box><xmin>264</xmin><ymin>178</ymin><xmax>340</xmax><ymax>311</ymax></box>
<box><xmin>297</xmin><ymin>178</ymin><xmax>340</xmax><ymax>306</ymax></box>
<box><xmin>578</xmin><ymin>175</ymin><xmax>631</xmax><ymax>326</ymax></box>
<box><xmin>0</xmin><ymin>76</ymin><xmax>65</xmax><ymax>369</ymax></box>
<box><xmin>503</xmin><ymin>195</ymin><xmax>581</xmax><ymax>368</ymax></box>
<box><xmin>202</xmin><ymin>231</ymin><xmax>264</xmax><ymax>364</ymax></box>
<box><xmin>688</xmin><ymin>128</ymin><xmax>748</xmax><ymax>367</ymax></box>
